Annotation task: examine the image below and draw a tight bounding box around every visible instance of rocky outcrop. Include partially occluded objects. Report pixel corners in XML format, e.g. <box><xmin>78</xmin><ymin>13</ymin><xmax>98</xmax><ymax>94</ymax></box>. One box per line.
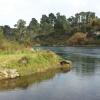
<box><xmin>0</xmin><ymin>68</ymin><xmax>19</xmax><ymax>80</ymax></box>
<box><xmin>60</xmin><ymin>60</ymin><xmax>72</xmax><ymax>68</ymax></box>
<box><xmin>59</xmin><ymin>60</ymin><xmax>72</xmax><ymax>72</ymax></box>
<box><xmin>60</xmin><ymin>60</ymin><xmax>72</xmax><ymax>66</ymax></box>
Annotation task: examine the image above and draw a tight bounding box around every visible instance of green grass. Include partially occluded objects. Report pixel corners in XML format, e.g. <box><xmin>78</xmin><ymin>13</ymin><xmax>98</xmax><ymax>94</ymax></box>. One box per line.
<box><xmin>0</xmin><ymin>39</ymin><xmax>71</xmax><ymax>77</ymax></box>
<box><xmin>0</xmin><ymin>49</ymin><xmax>63</xmax><ymax>76</ymax></box>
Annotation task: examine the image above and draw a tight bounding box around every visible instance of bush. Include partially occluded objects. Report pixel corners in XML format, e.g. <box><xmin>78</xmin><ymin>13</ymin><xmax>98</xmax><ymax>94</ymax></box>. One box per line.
<box><xmin>67</xmin><ymin>32</ymin><xmax>87</xmax><ymax>45</ymax></box>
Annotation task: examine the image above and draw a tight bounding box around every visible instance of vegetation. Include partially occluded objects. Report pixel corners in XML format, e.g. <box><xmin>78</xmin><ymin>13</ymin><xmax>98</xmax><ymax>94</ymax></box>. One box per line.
<box><xmin>0</xmin><ymin>19</ymin><xmax>72</xmax><ymax>79</ymax></box>
<box><xmin>1</xmin><ymin>11</ymin><xmax>100</xmax><ymax>78</ymax></box>
<box><xmin>0</xmin><ymin>46</ymin><xmax>67</xmax><ymax>76</ymax></box>
<box><xmin>67</xmin><ymin>32</ymin><xmax>87</xmax><ymax>45</ymax></box>
<box><xmin>1</xmin><ymin>11</ymin><xmax>100</xmax><ymax>46</ymax></box>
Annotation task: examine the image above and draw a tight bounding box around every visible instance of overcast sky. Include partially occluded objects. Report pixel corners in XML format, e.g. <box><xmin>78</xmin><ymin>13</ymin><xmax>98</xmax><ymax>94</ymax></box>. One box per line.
<box><xmin>0</xmin><ymin>0</ymin><xmax>100</xmax><ymax>27</ymax></box>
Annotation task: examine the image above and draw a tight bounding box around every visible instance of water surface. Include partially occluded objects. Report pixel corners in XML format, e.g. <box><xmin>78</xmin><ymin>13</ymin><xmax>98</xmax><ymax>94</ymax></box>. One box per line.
<box><xmin>0</xmin><ymin>47</ymin><xmax>100</xmax><ymax>100</ymax></box>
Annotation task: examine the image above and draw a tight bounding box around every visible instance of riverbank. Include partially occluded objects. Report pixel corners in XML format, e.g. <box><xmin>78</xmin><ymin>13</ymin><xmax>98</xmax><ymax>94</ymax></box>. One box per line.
<box><xmin>0</xmin><ymin>49</ymin><xmax>71</xmax><ymax>80</ymax></box>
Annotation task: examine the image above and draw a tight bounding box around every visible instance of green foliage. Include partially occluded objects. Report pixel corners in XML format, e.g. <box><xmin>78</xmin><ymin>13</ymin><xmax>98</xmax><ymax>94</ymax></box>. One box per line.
<box><xmin>28</xmin><ymin>18</ymin><xmax>40</xmax><ymax>37</ymax></box>
<box><xmin>1</xmin><ymin>11</ymin><xmax>100</xmax><ymax>46</ymax></box>
<box><xmin>40</xmin><ymin>14</ymin><xmax>54</xmax><ymax>34</ymax></box>
<box><xmin>14</xmin><ymin>19</ymin><xmax>27</xmax><ymax>42</ymax></box>
<box><xmin>0</xmin><ymin>49</ymin><xmax>62</xmax><ymax>76</ymax></box>
<box><xmin>0</xmin><ymin>26</ymin><xmax>4</xmax><ymax>38</ymax></box>
<box><xmin>49</xmin><ymin>13</ymin><xmax>56</xmax><ymax>25</ymax></box>
<box><xmin>68</xmin><ymin>11</ymin><xmax>97</xmax><ymax>33</ymax></box>
<box><xmin>54</xmin><ymin>13</ymin><xmax>71</xmax><ymax>34</ymax></box>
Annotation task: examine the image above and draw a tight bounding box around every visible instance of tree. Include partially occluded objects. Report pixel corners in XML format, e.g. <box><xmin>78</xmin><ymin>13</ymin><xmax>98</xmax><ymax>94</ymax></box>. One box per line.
<box><xmin>68</xmin><ymin>11</ymin><xmax>96</xmax><ymax>33</ymax></box>
<box><xmin>14</xmin><ymin>19</ymin><xmax>26</xmax><ymax>42</ymax></box>
<box><xmin>28</xmin><ymin>18</ymin><xmax>40</xmax><ymax>39</ymax></box>
<box><xmin>3</xmin><ymin>25</ymin><xmax>13</xmax><ymax>39</ymax></box>
<box><xmin>54</xmin><ymin>13</ymin><xmax>71</xmax><ymax>34</ymax></box>
<box><xmin>0</xmin><ymin>26</ymin><xmax>4</xmax><ymax>38</ymax></box>
<box><xmin>48</xmin><ymin>13</ymin><xmax>56</xmax><ymax>26</ymax></box>
<box><xmin>40</xmin><ymin>14</ymin><xmax>54</xmax><ymax>34</ymax></box>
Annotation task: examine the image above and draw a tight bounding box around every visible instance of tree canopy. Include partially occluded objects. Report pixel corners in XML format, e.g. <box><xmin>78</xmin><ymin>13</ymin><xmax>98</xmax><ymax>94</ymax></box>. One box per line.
<box><xmin>1</xmin><ymin>11</ymin><xmax>100</xmax><ymax>46</ymax></box>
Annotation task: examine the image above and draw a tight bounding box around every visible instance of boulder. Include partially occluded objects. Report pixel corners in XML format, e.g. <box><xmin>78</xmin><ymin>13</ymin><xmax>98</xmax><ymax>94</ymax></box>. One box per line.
<box><xmin>59</xmin><ymin>60</ymin><xmax>72</xmax><ymax>72</ymax></box>
<box><xmin>0</xmin><ymin>68</ymin><xmax>19</xmax><ymax>80</ymax></box>
<box><xmin>60</xmin><ymin>60</ymin><xmax>72</xmax><ymax>66</ymax></box>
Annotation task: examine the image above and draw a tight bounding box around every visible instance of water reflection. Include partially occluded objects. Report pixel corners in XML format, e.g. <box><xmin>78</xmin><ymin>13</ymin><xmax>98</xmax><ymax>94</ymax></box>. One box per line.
<box><xmin>73</xmin><ymin>57</ymin><xmax>97</xmax><ymax>76</ymax></box>
<box><xmin>0</xmin><ymin>69</ymin><xmax>69</xmax><ymax>91</ymax></box>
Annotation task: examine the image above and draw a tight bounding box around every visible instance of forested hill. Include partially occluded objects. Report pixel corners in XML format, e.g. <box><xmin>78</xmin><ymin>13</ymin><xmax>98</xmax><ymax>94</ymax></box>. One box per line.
<box><xmin>1</xmin><ymin>11</ymin><xmax>100</xmax><ymax>46</ymax></box>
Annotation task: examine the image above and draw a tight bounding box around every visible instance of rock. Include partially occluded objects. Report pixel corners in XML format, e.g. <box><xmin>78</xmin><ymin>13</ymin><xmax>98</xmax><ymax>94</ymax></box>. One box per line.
<box><xmin>18</xmin><ymin>57</ymin><xmax>29</xmax><ymax>64</ymax></box>
<box><xmin>59</xmin><ymin>60</ymin><xmax>72</xmax><ymax>72</ymax></box>
<box><xmin>60</xmin><ymin>60</ymin><xmax>72</xmax><ymax>66</ymax></box>
<box><xmin>0</xmin><ymin>68</ymin><xmax>19</xmax><ymax>80</ymax></box>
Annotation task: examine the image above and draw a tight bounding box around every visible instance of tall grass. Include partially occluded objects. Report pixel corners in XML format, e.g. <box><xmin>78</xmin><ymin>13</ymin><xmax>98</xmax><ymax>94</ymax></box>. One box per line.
<box><xmin>0</xmin><ymin>39</ymin><xmax>70</xmax><ymax>77</ymax></box>
<box><xmin>0</xmin><ymin>49</ymin><xmax>62</xmax><ymax>76</ymax></box>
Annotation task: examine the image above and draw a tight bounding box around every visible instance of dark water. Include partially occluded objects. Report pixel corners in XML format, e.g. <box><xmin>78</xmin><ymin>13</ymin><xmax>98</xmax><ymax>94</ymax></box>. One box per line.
<box><xmin>0</xmin><ymin>47</ymin><xmax>100</xmax><ymax>100</ymax></box>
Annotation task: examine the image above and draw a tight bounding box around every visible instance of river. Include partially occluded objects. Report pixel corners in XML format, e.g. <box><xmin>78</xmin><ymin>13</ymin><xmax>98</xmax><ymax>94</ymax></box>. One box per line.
<box><xmin>0</xmin><ymin>47</ymin><xmax>100</xmax><ymax>100</ymax></box>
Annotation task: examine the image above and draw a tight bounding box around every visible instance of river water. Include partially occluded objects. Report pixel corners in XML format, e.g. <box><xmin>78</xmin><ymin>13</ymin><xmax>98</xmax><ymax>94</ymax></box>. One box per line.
<box><xmin>0</xmin><ymin>47</ymin><xmax>100</xmax><ymax>100</ymax></box>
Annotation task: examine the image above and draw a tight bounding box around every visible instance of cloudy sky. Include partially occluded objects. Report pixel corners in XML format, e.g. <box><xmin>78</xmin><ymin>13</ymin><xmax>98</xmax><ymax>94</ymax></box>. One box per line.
<box><xmin>0</xmin><ymin>0</ymin><xmax>100</xmax><ymax>27</ymax></box>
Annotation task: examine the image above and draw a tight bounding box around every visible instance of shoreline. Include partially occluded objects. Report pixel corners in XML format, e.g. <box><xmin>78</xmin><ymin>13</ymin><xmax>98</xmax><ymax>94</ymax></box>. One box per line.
<box><xmin>0</xmin><ymin>61</ymin><xmax>72</xmax><ymax>80</ymax></box>
<box><xmin>33</xmin><ymin>44</ymin><xmax>100</xmax><ymax>48</ymax></box>
<box><xmin>0</xmin><ymin>50</ymin><xmax>72</xmax><ymax>80</ymax></box>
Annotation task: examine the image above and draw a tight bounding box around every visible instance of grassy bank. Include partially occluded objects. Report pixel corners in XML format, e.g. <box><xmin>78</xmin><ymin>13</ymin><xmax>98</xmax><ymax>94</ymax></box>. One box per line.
<box><xmin>0</xmin><ymin>37</ymin><xmax>71</xmax><ymax>79</ymax></box>
<box><xmin>0</xmin><ymin>49</ymin><xmax>71</xmax><ymax>77</ymax></box>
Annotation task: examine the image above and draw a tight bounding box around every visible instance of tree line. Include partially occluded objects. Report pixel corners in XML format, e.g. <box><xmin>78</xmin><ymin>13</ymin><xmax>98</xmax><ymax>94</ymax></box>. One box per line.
<box><xmin>1</xmin><ymin>11</ymin><xmax>100</xmax><ymax>45</ymax></box>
